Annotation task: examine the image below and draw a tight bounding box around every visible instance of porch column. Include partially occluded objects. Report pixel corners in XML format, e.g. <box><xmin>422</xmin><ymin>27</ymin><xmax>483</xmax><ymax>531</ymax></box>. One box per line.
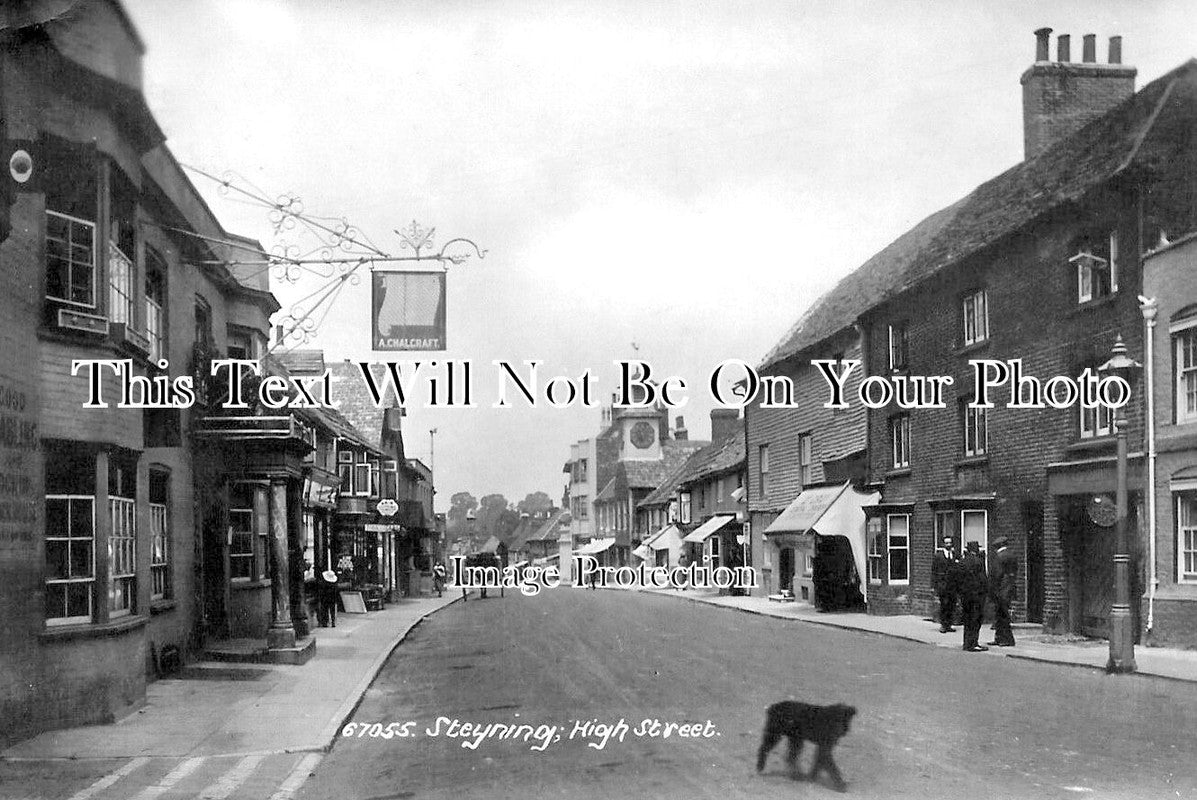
<box><xmin>266</xmin><ymin>476</ymin><xmax>296</xmax><ymax>649</ymax></box>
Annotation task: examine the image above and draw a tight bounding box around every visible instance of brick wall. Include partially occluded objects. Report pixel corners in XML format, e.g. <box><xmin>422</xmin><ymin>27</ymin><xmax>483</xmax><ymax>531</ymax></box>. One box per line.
<box><xmin>746</xmin><ymin>326</ymin><xmax>866</xmax><ymax>516</ymax></box>
<box><xmin>864</xmin><ymin>190</ymin><xmax>1148</xmax><ymax>625</ymax></box>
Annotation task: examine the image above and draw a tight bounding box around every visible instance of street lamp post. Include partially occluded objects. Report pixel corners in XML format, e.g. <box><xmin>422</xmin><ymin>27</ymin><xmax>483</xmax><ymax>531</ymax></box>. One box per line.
<box><xmin>1098</xmin><ymin>335</ymin><xmax>1141</xmax><ymax>674</ymax></box>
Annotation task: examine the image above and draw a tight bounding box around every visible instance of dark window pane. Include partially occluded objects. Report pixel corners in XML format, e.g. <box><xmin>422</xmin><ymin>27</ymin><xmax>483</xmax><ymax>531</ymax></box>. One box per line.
<box><xmin>45</xmin><ymin>584</ymin><xmax>65</xmax><ymax>619</ymax></box>
<box><xmin>70</xmin><ymin>541</ymin><xmax>92</xmax><ymax>578</ymax></box>
<box><xmin>45</xmin><ymin>498</ymin><xmax>67</xmax><ymax>535</ymax></box>
<box><xmin>45</xmin><ymin>540</ymin><xmax>68</xmax><ymax>579</ymax></box>
<box><xmin>67</xmin><ymin>582</ymin><xmax>91</xmax><ymax>618</ymax></box>
<box><xmin>70</xmin><ymin>499</ymin><xmax>93</xmax><ymax>538</ymax></box>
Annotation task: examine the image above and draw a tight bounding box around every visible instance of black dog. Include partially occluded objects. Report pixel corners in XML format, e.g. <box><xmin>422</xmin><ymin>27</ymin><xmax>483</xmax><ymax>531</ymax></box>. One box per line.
<box><xmin>756</xmin><ymin>701</ymin><xmax>855</xmax><ymax>791</ymax></box>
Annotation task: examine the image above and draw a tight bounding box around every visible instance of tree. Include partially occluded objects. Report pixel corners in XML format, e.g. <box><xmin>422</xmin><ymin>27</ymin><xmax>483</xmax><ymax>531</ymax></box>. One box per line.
<box><xmin>517</xmin><ymin>491</ymin><xmax>554</xmax><ymax>516</ymax></box>
<box><xmin>475</xmin><ymin>493</ymin><xmax>509</xmax><ymax>540</ymax></box>
<box><xmin>446</xmin><ymin>492</ymin><xmax>478</xmax><ymax>540</ymax></box>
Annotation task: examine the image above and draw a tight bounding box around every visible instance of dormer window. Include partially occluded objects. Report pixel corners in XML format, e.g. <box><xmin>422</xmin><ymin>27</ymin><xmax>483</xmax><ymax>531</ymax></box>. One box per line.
<box><xmin>1072</xmin><ymin>230</ymin><xmax>1119</xmax><ymax>303</ymax></box>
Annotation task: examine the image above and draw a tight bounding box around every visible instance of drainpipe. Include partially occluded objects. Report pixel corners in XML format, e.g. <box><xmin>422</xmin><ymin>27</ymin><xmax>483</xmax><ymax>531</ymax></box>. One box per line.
<box><xmin>1140</xmin><ymin>295</ymin><xmax>1158</xmax><ymax>635</ymax></box>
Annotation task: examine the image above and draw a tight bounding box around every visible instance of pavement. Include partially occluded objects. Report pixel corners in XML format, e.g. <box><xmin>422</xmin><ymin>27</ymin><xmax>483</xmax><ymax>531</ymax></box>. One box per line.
<box><xmin>2</xmin><ymin>592</ymin><xmax>463</xmax><ymax>762</ymax></box>
<box><xmin>644</xmin><ymin>586</ymin><xmax>1197</xmax><ymax>683</ymax></box>
<box><xmin>4</xmin><ymin>584</ymin><xmax>1194</xmax><ymax>763</ymax></box>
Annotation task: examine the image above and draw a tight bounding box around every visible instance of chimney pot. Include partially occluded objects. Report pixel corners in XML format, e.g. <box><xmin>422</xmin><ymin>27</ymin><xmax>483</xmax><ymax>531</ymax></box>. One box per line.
<box><xmin>1109</xmin><ymin>35</ymin><xmax>1122</xmax><ymax>64</ymax></box>
<box><xmin>1057</xmin><ymin>34</ymin><xmax>1070</xmax><ymax>63</ymax></box>
<box><xmin>1082</xmin><ymin>33</ymin><xmax>1096</xmax><ymax>63</ymax></box>
<box><xmin>1034</xmin><ymin>27</ymin><xmax>1052</xmax><ymax>62</ymax></box>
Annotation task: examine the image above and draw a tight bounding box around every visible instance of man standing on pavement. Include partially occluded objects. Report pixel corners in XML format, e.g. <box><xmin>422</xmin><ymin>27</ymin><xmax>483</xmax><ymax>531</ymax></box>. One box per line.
<box><xmin>959</xmin><ymin>541</ymin><xmax>989</xmax><ymax>652</ymax></box>
<box><xmin>988</xmin><ymin>536</ymin><xmax>1018</xmax><ymax>647</ymax></box>
<box><xmin>932</xmin><ymin>534</ymin><xmax>959</xmax><ymax>633</ymax></box>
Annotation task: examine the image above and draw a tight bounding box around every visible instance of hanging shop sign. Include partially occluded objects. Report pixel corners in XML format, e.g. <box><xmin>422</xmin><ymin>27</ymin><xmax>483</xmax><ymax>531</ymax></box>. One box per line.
<box><xmin>372</xmin><ymin>270</ymin><xmax>446</xmax><ymax>351</ymax></box>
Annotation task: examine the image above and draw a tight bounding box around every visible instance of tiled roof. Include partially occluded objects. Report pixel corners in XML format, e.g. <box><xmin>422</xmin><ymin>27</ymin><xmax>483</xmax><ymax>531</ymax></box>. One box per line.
<box><xmin>325</xmin><ymin>360</ymin><xmax>386</xmax><ymax>451</ymax></box>
<box><xmin>760</xmin><ymin>59</ymin><xmax>1197</xmax><ymax>371</ymax></box>
<box><xmin>276</xmin><ymin>349</ymin><xmax>327</xmax><ymax>376</ymax></box>
<box><xmin>677</xmin><ymin>422</ymin><xmax>745</xmax><ymax>487</ymax></box>
<box><xmin>532</xmin><ymin>507</ymin><xmax>570</xmax><ymax>542</ymax></box>
<box><xmin>622</xmin><ymin>439</ymin><xmax>709</xmax><ymax>490</ymax></box>
<box><xmin>639</xmin><ymin>449</ymin><xmax>705</xmax><ymax>508</ymax></box>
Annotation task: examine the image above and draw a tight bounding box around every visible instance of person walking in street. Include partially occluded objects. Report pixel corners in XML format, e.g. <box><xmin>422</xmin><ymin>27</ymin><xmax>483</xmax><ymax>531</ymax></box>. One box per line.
<box><xmin>959</xmin><ymin>541</ymin><xmax>989</xmax><ymax>652</ymax></box>
<box><xmin>433</xmin><ymin>562</ymin><xmax>446</xmax><ymax>597</ymax></box>
<box><xmin>988</xmin><ymin>536</ymin><xmax>1018</xmax><ymax>647</ymax></box>
<box><xmin>932</xmin><ymin>534</ymin><xmax>959</xmax><ymax>633</ymax></box>
<box><xmin>318</xmin><ymin>568</ymin><xmax>339</xmax><ymax>627</ymax></box>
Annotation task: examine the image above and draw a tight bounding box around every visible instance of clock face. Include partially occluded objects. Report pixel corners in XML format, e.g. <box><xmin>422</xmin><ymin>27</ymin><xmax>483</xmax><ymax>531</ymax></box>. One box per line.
<box><xmin>630</xmin><ymin>421</ymin><xmax>656</xmax><ymax>449</ymax></box>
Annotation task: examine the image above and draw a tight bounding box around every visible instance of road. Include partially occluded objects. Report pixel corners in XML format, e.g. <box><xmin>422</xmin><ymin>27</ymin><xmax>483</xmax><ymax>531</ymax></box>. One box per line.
<box><xmin>298</xmin><ymin>588</ymin><xmax>1197</xmax><ymax>800</ymax></box>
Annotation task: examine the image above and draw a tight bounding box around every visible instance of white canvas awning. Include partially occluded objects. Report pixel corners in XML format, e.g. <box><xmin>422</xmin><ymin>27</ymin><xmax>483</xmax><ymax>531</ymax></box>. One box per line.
<box><xmin>649</xmin><ymin>524</ymin><xmax>681</xmax><ymax>550</ymax></box>
<box><xmin>763</xmin><ymin>481</ymin><xmax>880</xmax><ymax>602</ymax></box>
<box><xmin>682</xmin><ymin>515</ymin><xmax>734</xmax><ymax>544</ymax></box>
<box><xmin>575</xmin><ymin>537</ymin><xmax>616</xmax><ymax>555</ymax></box>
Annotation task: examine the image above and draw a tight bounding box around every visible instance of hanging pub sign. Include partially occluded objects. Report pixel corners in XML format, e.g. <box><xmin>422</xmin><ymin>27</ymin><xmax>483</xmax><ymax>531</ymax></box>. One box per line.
<box><xmin>372</xmin><ymin>269</ymin><xmax>447</xmax><ymax>351</ymax></box>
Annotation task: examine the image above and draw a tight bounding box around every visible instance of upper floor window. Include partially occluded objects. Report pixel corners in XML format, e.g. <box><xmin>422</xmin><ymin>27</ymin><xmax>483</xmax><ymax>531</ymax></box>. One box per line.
<box><xmin>145</xmin><ymin>248</ymin><xmax>167</xmax><ymax>362</ymax></box>
<box><xmin>337</xmin><ymin>447</ymin><xmax>377</xmax><ymax>497</ymax></box>
<box><xmin>962</xmin><ymin>289</ymin><xmax>989</xmax><ymax>346</ymax></box>
<box><xmin>579</xmin><ymin>458</ymin><xmax>588</xmax><ymax>483</ymax></box>
<box><xmin>758</xmin><ymin>444</ymin><xmax>770</xmax><ymax>497</ymax></box>
<box><xmin>1080</xmin><ymin>403</ymin><xmax>1114</xmax><ymax>439</ymax></box>
<box><xmin>382</xmin><ymin>460</ymin><xmax>399</xmax><ymax>499</ymax></box>
<box><xmin>680</xmin><ymin>491</ymin><xmax>692</xmax><ymax>524</ymax></box>
<box><xmin>963</xmin><ymin>403</ymin><xmax>987</xmax><ymax>457</ymax></box>
<box><xmin>1175</xmin><ymin>324</ymin><xmax>1197</xmax><ymax>425</ymax></box>
<box><xmin>798</xmin><ymin>433</ymin><xmax>813</xmax><ymax>486</ymax></box>
<box><xmin>45</xmin><ymin>211</ymin><xmax>97</xmax><ymax>308</ymax></box>
<box><xmin>888</xmin><ymin>323</ymin><xmax>909</xmax><ymax>370</ymax></box>
<box><xmin>1073</xmin><ymin>230</ymin><xmax>1119</xmax><ymax>304</ymax></box>
<box><xmin>890</xmin><ymin>414</ymin><xmax>910</xmax><ymax>469</ymax></box>
<box><xmin>43</xmin><ymin>137</ymin><xmax>99</xmax><ymax>311</ymax></box>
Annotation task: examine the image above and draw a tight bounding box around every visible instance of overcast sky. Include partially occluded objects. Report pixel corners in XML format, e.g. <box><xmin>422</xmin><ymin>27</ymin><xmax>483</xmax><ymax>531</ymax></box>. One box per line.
<box><xmin>122</xmin><ymin>0</ymin><xmax>1194</xmax><ymax>510</ymax></box>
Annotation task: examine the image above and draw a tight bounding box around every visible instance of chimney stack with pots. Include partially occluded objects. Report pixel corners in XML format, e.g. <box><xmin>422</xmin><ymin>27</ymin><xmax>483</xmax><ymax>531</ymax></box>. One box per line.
<box><xmin>674</xmin><ymin>416</ymin><xmax>688</xmax><ymax>441</ymax></box>
<box><xmin>1021</xmin><ymin>28</ymin><xmax>1136</xmax><ymax>160</ymax></box>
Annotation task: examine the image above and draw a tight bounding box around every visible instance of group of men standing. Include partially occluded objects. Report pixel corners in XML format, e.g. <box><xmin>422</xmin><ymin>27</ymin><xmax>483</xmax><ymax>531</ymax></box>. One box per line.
<box><xmin>931</xmin><ymin>535</ymin><xmax>1019</xmax><ymax>652</ymax></box>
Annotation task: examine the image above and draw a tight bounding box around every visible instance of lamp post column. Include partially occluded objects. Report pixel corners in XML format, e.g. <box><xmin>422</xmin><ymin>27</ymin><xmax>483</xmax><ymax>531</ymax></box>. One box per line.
<box><xmin>1102</xmin><ymin>334</ymin><xmax>1139</xmax><ymax>674</ymax></box>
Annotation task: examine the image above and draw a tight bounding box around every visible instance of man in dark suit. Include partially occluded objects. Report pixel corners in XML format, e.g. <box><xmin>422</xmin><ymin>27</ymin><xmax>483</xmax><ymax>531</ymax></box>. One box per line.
<box><xmin>931</xmin><ymin>535</ymin><xmax>959</xmax><ymax>633</ymax></box>
<box><xmin>988</xmin><ymin>536</ymin><xmax>1018</xmax><ymax>647</ymax></box>
<box><xmin>959</xmin><ymin>541</ymin><xmax>989</xmax><ymax>652</ymax></box>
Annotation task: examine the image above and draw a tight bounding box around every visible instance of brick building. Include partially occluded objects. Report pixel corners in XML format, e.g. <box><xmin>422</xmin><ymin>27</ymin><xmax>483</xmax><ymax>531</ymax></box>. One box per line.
<box><xmin>0</xmin><ymin>0</ymin><xmax>315</xmax><ymax>742</ymax></box>
<box><xmin>753</xmin><ymin>31</ymin><xmax>1197</xmax><ymax>640</ymax></box>
<box><xmin>747</xmin><ymin>324</ymin><xmax>869</xmax><ymax>599</ymax></box>
<box><xmin>1141</xmin><ymin>235</ymin><xmax>1197</xmax><ymax>646</ymax></box>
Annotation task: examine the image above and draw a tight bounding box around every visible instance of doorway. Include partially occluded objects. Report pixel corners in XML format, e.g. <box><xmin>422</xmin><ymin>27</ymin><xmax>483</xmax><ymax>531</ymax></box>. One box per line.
<box><xmin>778</xmin><ymin>547</ymin><xmax>795</xmax><ymax>594</ymax></box>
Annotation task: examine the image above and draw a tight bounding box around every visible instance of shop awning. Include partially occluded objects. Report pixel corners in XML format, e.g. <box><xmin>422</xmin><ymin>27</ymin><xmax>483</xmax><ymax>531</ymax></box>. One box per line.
<box><xmin>575</xmin><ymin>537</ymin><xmax>616</xmax><ymax>555</ymax></box>
<box><xmin>764</xmin><ymin>484</ymin><xmax>850</xmax><ymax>535</ymax></box>
<box><xmin>632</xmin><ymin>544</ymin><xmax>652</xmax><ymax>560</ymax></box>
<box><xmin>682</xmin><ymin>515</ymin><xmax>734</xmax><ymax>544</ymax></box>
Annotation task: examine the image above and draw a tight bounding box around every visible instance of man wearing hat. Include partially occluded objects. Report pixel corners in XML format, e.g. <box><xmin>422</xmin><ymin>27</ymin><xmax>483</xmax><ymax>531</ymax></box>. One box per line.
<box><xmin>318</xmin><ymin>567</ymin><xmax>340</xmax><ymax>627</ymax></box>
<box><xmin>959</xmin><ymin>541</ymin><xmax>989</xmax><ymax>651</ymax></box>
<box><xmin>988</xmin><ymin>536</ymin><xmax>1018</xmax><ymax>647</ymax></box>
<box><xmin>931</xmin><ymin>534</ymin><xmax>959</xmax><ymax>633</ymax></box>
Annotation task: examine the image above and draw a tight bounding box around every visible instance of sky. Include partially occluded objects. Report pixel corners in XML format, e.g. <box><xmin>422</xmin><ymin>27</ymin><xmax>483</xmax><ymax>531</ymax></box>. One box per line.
<box><xmin>121</xmin><ymin>0</ymin><xmax>1196</xmax><ymax>510</ymax></box>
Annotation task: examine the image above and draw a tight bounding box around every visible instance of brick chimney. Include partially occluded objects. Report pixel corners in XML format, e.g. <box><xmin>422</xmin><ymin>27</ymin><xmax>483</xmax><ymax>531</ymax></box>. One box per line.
<box><xmin>710</xmin><ymin>408</ymin><xmax>740</xmax><ymax>443</ymax></box>
<box><xmin>1021</xmin><ymin>28</ymin><xmax>1136</xmax><ymax>160</ymax></box>
<box><xmin>674</xmin><ymin>415</ymin><xmax>688</xmax><ymax>441</ymax></box>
